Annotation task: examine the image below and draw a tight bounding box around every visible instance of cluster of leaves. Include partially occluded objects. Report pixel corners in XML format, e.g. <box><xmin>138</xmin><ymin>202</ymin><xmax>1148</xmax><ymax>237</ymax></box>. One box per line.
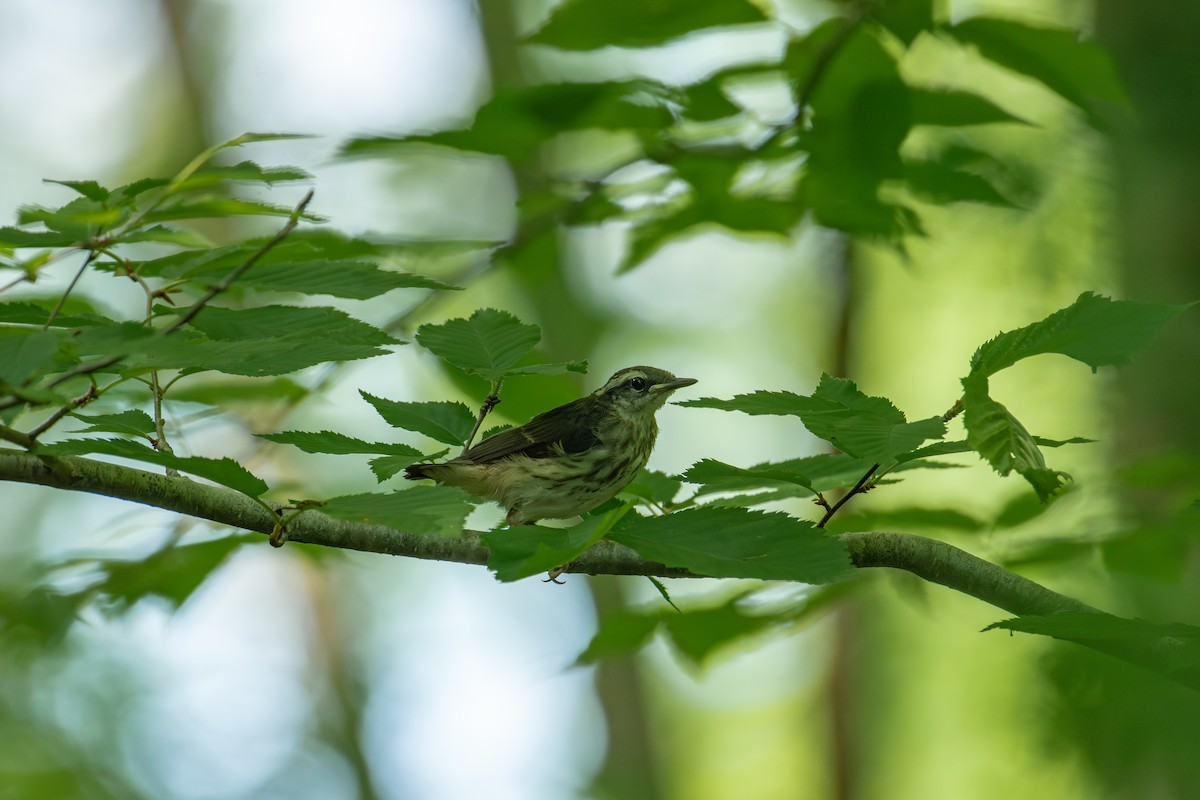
<box><xmin>341</xmin><ymin>0</ymin><xmax>1125</xmax><ymax>270</ymax></box>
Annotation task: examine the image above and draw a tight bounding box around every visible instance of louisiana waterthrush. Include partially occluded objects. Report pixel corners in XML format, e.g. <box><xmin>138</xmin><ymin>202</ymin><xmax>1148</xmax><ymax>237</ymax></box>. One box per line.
<box><xmin>404</xmin><ymin>366</ymin><xmax>696</xmax><ymax>525</ymax></box>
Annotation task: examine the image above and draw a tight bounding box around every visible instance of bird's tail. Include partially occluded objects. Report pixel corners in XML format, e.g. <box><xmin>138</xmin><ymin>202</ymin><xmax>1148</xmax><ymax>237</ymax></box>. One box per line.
<box><xmin>404</xmin><ymin>463</ymin><xmax>432</xmax><ymax>481</ymax></box>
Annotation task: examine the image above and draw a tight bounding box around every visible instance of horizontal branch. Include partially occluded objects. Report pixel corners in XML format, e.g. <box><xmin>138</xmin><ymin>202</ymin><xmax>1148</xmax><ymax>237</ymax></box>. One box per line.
<box><xmin>1</xmin><ymin>449</ymin><xmax>1197</xmax><ymax>690</ymax></box>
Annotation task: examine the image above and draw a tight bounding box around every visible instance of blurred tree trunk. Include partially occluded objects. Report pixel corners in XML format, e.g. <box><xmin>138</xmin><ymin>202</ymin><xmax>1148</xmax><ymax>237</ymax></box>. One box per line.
<box><xmin>475</xmin><ymin>4</ymin><xmax>665</xmax><ymax>798</ymax></box>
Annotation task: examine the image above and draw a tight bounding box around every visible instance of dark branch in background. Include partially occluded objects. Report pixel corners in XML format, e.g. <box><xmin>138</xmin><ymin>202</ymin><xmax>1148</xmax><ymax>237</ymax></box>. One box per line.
<box><xmin>43</xmin><ymin>250</ymin><xmax>98</xmax><ymax>330</ymax></box>
<box><xmin>1</xmin><ymin>449</ymin><xmax>1197</xmax><ymax>692</ymax></box>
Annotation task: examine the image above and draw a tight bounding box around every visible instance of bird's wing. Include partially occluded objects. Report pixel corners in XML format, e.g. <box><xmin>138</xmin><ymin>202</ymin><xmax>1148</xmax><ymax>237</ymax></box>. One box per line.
<box><xmin>456</xmin><ymin>396</ymin><xmax>605</xmax><ymax>464</ymax></box>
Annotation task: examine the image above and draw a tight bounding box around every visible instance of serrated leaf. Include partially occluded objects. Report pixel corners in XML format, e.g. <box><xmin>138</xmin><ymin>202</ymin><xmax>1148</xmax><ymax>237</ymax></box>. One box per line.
<box><xmin>681</xmin><ymin>375</ymin><xmax>945</xmax><ymax>465</ymax></box>
<box><xmin>528</xmin><ymin>0</ymin><xmax>767</xmax><ymax>50</ymax></box>
<box><xmin>0</xmin><ymin>329</ymin><xmax>60</xmax><ymax>385</ymax></box>
<box><xmin>969</xmin><ymin>292</ymin><xmax>1192</xmax><ymax>377</ymax></box>
<box><xmin>45</xmin><ymin>179</ymin><xmax>109</xmax><ymax>201</ymax></box>
<box><xmin>0</xmin><ymin>227</ymin><xmax>80</xmax><ymax>247</ymax></box>
<box><xmin>360</xmin><ymin>393</ymin><xmax>475</xmax><ymax>446</ymax></box>
<box><xmin>903</xmin><ymin>158</ymin><xmax>1017</xmax><ymax>207</ymax></box>
<box><xmin>415</xmin><ymin>308</ymin><xmax>542</xmax><ymax>379</ymax></box>
<box><xmin>342</xmin><ymin>82</ymin><xmax>671</xmax><ymax>162</ymax></box>
<box><xmin>36</xmin><ymin>438</ymin><xmax>269</xmax><ymax>496</ymax></box>
<box><xmin>112</xmin><ymin>225</ymin><xmax>212</xmax><ymax>247</ymax></box>
<box><xmin>141</xmin><ymin>197</ymin><xmax>325</xmax><ymax>224</ymax></box>
<box><xmin>168</xmin><ymin>377</ymin><xmax>309</xmax><ymax>406</ymax></box>
<box><xmin>78</xmin><ymin>307</ymin><xmax>397</xmax><ymax>377</ymax></box>
<box><xmin>608</xmin><ymin>507</ymin><xmax>853</xmax><ymax>583</ymax></box>
<box><xmin>68</xmin><ymin>410</ymin><xmax>156</xmax><ymax>437</ymax></box>
<box><xmin>962</xmin><ymin>373</ymin><xmax>1066</xmax><ymax>502</ymax></box>
<box><xmin>620</xmin><ymin>469</ymin><xmax>682</xmax><ymax>507</ymax></box>
<box><xmin>175</xmin><ymin>161</ymin><xmax>312</xmax><ymax>190</ymax></box>
<box><xmin>320</xmin><ymin>485</ymin><xmax>471</xmax><ymax>537</ymax></box>
<box><xmin>484</xmin><ymin>506</ymin><xmax>628</xmax><ymax>581</ymax></box>
<box><xmin>370</xmin><ymin>451</ymin><xmax>447</xmax><ymax>482</ymax></box>
<box><xmin>257</xmin><ymin>430</ymin><xmax>424</xmax><ymax>457</ymax></box>
<box><xmin>97</xmin><ymin>536</ymin><xmax>253</xmax><ymax>609</ymax></box>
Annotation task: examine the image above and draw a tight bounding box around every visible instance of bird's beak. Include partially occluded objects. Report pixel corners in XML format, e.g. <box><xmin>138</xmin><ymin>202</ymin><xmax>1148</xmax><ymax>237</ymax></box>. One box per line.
<box><xmin>650</xmin><ymin>377</ymin><xmax>698</xmax><ymax>394</ymax></box>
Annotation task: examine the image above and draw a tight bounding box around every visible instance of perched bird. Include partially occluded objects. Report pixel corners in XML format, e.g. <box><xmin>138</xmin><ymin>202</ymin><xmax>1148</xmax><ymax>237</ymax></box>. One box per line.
<box><xmin>405</xmin><ymin>366</ymin><xmax>697</xmax><ymax>525</ymax></box>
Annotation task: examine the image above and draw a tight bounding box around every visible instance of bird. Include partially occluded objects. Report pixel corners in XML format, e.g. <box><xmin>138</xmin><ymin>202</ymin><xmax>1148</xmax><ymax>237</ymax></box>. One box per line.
<box><xmin>404</xmin><ymin>366</ymin><xmax>697</xmax><ymax>525</ymax></box>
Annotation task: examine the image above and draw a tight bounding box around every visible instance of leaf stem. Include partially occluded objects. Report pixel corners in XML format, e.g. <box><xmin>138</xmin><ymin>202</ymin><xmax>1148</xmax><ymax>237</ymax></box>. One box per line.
<box><xmin>462</xmin><ymin>378</ymin><xmax>503</xmax><ymax>452</ymax></box>
<box><xmin>817</xmin><ymin>463</ymin><xmax>878</xmax><ymax>528</ymax></box>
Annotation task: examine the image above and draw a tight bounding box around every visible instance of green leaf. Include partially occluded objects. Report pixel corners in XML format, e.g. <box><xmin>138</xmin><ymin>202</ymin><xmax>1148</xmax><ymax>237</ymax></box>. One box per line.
<box><xmin>528</xmin><ymin>0</ymin><xmax>768</xmax><ymax>50</ymax></box>
<box><xmin>79</xmin><ymin>307</ymin><xmax>398</xmax><ymax>377</ymax></box>
<box><xmin>681</xmin><ymin>375</ymin><xmax>945</xmax><ymax>465</ymax></box>
<box><xmin>909</xmin><ymin>88</ymin><xmax>1031</xmax><ymax>127</ymax></box>
<box><xmin>360</xmin><ymin>393</ymin><xmax>475</xmax><ymax>446</ymax></box>
<box><xmin>416</xmin><ymin>308</ymin><xmax>541</xmax><ymax>379</ymax></box>
<box><xmin>45</xmin><ymin>179</ymin><xmax>109</xmax><ymax>201</ymax></box>
<box><xmin>984</xmin><ymin>612</ymin><xmax>1200</xmax><ymax>672</ymax></box>
<box><xmin>949</xmin><ymin>17</ymin><xmax>1128</xmax><ymax>125</ymax></box>
<box><xmin>826</xmin><ymin>506</ymin><xmax>983</xmax><ymax>533</ymax></box>
<box><xmin>320</xmin><ymin>485</ymin><xmax>472</xmax><ymax>537</ymax></box>
<box><xmin>0</xmin><ymin>329</ymin><xmax>60</xmax><ymax>385</ymax></box>
<box><xmin>36</xmin><ymin>438</ymin><xmax>269</xmax><ymax>496</ymax></box>
<box><xmin>620</xmin><ymin>469</ymin><xmax>683</xmax><ymax>507</ymax></box>
<box><xmin>576</xmin><ymin>611</ymin><xmax>661</xmax><ymax>663</ymax></box>
<box><xmin>788</xmin><ymin>22</ymin><xmax>914</xmax><ymax>239</ymax></box>
<box><xmin>68</xmin><ymin>410</ymin><xmax>156</xmax><ymax>437</ymax></box>
<box><xmin>962</xmin><ymin>373</ymin><xmax>1066</xmax><ymax>502</ymax></box>
<box><xmin>168</xmin><ymin>377</ymin><xmax>309</xmax><ymax>406</ymax></box>
<box><xmin>112</xmin><ymin>225</ymin><xmax>212</xmax><ymax>247</ymax></box>
<box><xmin>903</xmin><ymin>157</ymin><xmax>1016</xmax><ymax>207</ymax></box>
<box><xmin>608</xmin><ymin>507</ymin><xmax>854</xmax><ymax>583</ymax></box>
<box><xmin>180</xmin><ymin>253</ymin><xmax>457</xmax><ymax>299</ymax></box>
<box><xmin>257</xmin><ymin>430</ymin><xmax>424</xmax><ymax>456</ymax></box>
<box><xmin>19</xmin><ymin>197</ymin><xmax>128</xmax><ymax>238</ymax></box>
<box><xmin>174</xmin><ymin>160</ymin><xmax>312</xmax><ymax>190</ymax></box>
<box><xmin>484</xmin><ymin>506</ymin><xmax>629</xmax><ymax>582</ymax></box>
<box><xmin>97</xmin><ymin>536</ymin><xmax>254</xmax><ymax>609</ymax></box>
<box><xmin>0</xmin><ymin>227</ymin><xmax>80</xmax><ymax>247</ymax></box>
<box><xmin>342</xmin><ymin>82</ymin><xmax>672</xmax><ymax>162</ymax></box>
<box><xmin>370</xmin><ymin>451</ymin><xmax>447</xmax><ymax>482</ymax></box>
<box><xmin>141</xmin><ymin>197</ymin><xmax>325</xmax><ymax>224</ymax></box>
<box><xmin>969</xmin><ymin>292</ymin><xmax>1192</xmax><ymax>377</ymax></box>
<box><xmin>871</xmin><ymin>0</ymin><xmax>933</xmax><ymax>46</ymax></box>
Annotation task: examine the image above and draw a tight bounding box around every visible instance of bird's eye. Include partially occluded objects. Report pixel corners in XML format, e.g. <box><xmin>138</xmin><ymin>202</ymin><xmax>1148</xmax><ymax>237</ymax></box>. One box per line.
<box><xmin>629</xmin><ymin>377</ymin><xmax>648</xmax><ymax>392</ymax></box>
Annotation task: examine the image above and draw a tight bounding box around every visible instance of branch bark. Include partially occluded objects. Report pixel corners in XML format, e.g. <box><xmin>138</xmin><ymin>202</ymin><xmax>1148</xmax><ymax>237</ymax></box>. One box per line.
<box><xmin>2</xmin><ymin>449</ymin><xmax>1197</xmax><ymax>690</ymax></box>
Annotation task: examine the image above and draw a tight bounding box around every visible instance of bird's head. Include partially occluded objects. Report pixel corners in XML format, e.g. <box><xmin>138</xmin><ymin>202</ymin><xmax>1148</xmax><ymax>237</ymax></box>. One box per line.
<box><xmin>592</xmin><ymin>366</ymin><xmax>697</xmax><ymax>420</ymax></box>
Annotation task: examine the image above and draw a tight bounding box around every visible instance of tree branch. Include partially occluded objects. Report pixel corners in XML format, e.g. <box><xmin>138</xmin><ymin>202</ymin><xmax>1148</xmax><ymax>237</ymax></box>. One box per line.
<box><xmin>1</xmin><ymin>449</ymin><xmax>1197</xmax><ymax>690</ymax></box>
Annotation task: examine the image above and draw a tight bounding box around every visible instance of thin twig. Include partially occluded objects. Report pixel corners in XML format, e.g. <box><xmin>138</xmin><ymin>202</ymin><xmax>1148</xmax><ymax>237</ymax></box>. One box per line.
<box><xmin>0</xmin><ymin>424</ymin><xmax>34</xmax><ymax>449</ymax></box>
<box><xmin>43</xmin><ymin>250</ymin><xmax>98</xmax><ymax>329</ymax></box>
<box><xmin>942</xmin><ymin>397</ymin><xmax>964</xmax><ymax>423</ymax></box>
<box><xmin>166</xmin><ymin>189</ymin><xmax>314</xmax><ymax>334</ymax></box>
<box><xmin>26</xmin><ymin>383</ymin><xmax>97</xmax><ymax>441</ymax></box>
<box><xmin>817</xmin><ymin>463</ymin><xmax>878</xmax><ymax>528</ymax></box>
<box><xmin>462</xmin><ymin>378</ymin><xmax>502</xmax><ymax>452</ymax></box>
